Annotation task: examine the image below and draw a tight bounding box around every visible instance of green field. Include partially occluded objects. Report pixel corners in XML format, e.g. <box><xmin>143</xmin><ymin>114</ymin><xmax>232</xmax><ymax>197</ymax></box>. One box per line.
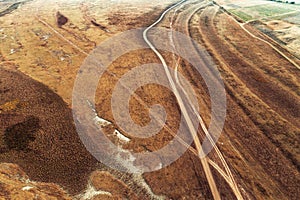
<box><xmin>228</xmin><ymin>3</ymin><xmax>298</xmax><ymax>22</ymax></box>
<box><xmin>229</xmin><ymin>10</ymin><xmax>253</xmax><ymax>21</ymax></box>
<box><xmin>249</xmin><ymin>4</ymin><xmax>293</xmax><ymax>16</ymax></box>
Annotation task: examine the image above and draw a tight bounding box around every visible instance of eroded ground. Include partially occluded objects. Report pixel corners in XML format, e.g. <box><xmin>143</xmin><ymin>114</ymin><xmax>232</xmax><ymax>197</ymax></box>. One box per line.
<box><xmin>0</xmin><ymin>0</ymin><xmax>299</xmax><ymax>199</ymax></box>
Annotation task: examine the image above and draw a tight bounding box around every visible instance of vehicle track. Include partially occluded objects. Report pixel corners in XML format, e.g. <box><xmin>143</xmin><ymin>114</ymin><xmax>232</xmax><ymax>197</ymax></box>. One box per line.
<box><xmin>143</xmin><ymin>0</ymin><xmax>222</xmax><ymax>199</ymax></box>
<box><xmin>143</xmin><ymin>0</ymin><xmax>246</xmax><ymax>199</ymax></box>
<box><xmin>168</xmin><ymin>1</ymin><xmax>243</xmax><ymax>199</ymax></box>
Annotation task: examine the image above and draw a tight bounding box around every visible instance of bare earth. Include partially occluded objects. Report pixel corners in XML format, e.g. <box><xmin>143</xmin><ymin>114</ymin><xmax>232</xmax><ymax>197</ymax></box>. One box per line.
<box><xmin>0</xmin><ymin>0</ymin><xmax>299</xmax><ymax>199</ymax></box>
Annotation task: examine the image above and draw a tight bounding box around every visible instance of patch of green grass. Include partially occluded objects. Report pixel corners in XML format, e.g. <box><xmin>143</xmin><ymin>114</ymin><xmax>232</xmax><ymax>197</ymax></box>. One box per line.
<box><xmin>248</xmin><ymin>4</ymin><xmax>294</xmax><ymax>17</ymax></box>
<box><xmin>229</xmin><ymin>3</ymin><xmax>297</xmax><ymax>22</ymax></box>
<box><xmin>229</xmin><ymin>9</ymin><xmax>253</xmax><ymax>21</ymax></box>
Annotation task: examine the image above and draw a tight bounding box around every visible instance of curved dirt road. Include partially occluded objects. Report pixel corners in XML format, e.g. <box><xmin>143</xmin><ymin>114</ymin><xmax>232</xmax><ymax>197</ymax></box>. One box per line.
<box><xmin>168</xmin><ymin>1</ymin><xmax>243</xmax><ymax>199</ymax></box>
<box><xmin>143</xmin><ymin>0</ymin><xmax>243</xmax><ymax>199</ymax></box>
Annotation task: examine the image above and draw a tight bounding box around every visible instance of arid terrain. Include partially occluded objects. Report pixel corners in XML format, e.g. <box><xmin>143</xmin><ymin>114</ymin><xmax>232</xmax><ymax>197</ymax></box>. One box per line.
<box><xmin>0</xmin><ymin>0</ymin><xmax>299</xmax><ymax>199</ymax></box>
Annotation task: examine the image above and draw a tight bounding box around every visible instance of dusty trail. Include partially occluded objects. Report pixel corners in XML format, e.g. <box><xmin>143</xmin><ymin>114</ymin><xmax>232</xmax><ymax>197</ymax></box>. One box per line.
<box><xmin>143</xmin><ymin>0</ymin><xmax>223</xmax><ymax>199</ymax></box>
<box><xmin>168</xmin><ymin>1</ymin><xmax>243</xmax><ymax>199</ymax></box>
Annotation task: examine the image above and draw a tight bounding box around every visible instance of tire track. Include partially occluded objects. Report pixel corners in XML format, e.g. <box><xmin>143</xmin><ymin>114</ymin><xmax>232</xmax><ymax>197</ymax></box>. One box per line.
<box><xmin>168</xmin><ymin>2</ymin><xmax>243</xmax><ymax>199</ymax></box>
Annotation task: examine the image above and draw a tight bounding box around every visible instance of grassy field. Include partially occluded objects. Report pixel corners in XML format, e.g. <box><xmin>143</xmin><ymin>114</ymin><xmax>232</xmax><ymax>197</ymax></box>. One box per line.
<box><xmin>228</xmin><ymin>3</ymin><xmax>299</xmax><ymax>22</ymax></box>
<box><xmin>249</xmin><ymin>4</ymin><xmax>293</xmax><ymax>17</ymax></box>
<box><xmin>229</xmin><ymin>9</ymin><xmax>253</xmax><ymax>21</ymax></box>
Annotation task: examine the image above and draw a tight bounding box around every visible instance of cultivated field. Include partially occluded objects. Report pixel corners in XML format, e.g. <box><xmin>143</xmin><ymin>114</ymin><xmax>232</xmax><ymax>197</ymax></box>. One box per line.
<box><xmin>217</xmin><ymin>0</ymin><xmax>300</xmax><ymax>58</ymax></box>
